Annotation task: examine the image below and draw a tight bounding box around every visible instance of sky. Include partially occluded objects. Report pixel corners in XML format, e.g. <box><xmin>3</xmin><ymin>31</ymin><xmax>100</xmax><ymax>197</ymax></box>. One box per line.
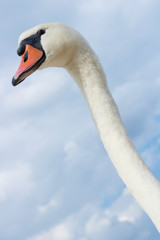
<box><xmin>0</xmin><ymin>0</ymin><xmax>160</xmax><ymax>239</ymax></box>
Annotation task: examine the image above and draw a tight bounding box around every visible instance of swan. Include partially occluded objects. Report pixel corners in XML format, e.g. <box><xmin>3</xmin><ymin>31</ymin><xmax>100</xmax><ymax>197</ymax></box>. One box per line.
<box><xmin>12</xmin><ymin>23</ymin><xmax>160</xmax><ymax>232</ymax></box>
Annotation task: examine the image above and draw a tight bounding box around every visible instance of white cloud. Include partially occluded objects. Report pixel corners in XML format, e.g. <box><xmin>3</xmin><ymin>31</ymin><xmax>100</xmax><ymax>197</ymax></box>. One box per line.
<box><xmin>3</xmin><ymin>69</ymin><xmax>68</xmax><ymax>112</ymax></box>
<box><xmin>64</xmin><ymin>140</ymin><xmax>79</xmax><ymax>162</ymax></box>
<box><xmin>112</xmin><ymin>76</ymin><xmax>160</xmax><ymax>147</ymax></box>
<box><xmin>0</xmin><ymin>163</ymin><xmax>33</xmax><ymax>202</ymax></box>
<box><xmin>37</xmin><ymin>198</ymin><xmax>58</xmax><ymax>215</ymax></box>
<box><xmin>37</xmin><ymin>194</ymin><xmax>62</xmax><ymax>215</ymax></box>
<box><xmin>105</xmin><ymin>188</ymin><xmax>142</xmax><ymax>223</ymax></box>
<box><xmin>63</xmin><ymin>140</ymin><xmax>85</xmax><ymax>171</ymax></box>
<box><xmin>85</xmin><ymin>213</ymin><xmax>110</xmax><ymax>235</ymax></box>
<box><xmin>27</xmin><ymin>189</ymin><xmax>150</xmax><ymax>240</ymax></box>
<box><xmin>79</xmin><ymin>0</ymin><xmax>153</xmax><ymax>24</ymax></box>
<box><xmin>28</xmin><ymin>221</ymin><xmax>73</xmax><ymax>240</ymax></box>
<box><xmin>79</xmin><ymin>0</ymin><xmax>115</xmax><ymax>16</ymax></box>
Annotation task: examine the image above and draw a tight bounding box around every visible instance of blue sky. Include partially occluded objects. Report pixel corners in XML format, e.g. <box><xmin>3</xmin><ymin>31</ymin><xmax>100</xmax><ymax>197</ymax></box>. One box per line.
<box><xmin>0</xmin><ymin>0</ymin><xmax>160</xmax><ymax>239</ymax></box>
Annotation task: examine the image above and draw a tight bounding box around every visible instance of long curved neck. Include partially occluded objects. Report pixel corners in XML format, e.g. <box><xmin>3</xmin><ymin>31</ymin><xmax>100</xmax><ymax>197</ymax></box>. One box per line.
<box><xmin>66</xmin><ymin>44</ymin><xmax>160</xmax><ymax>232</ymax></box>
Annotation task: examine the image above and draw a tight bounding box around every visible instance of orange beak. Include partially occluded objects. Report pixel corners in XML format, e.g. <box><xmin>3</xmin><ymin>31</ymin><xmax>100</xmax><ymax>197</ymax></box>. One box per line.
<box><xmin>12</xmin><ymin>44</ymin><xmax>45</xmax><ymax>86</ymax></box>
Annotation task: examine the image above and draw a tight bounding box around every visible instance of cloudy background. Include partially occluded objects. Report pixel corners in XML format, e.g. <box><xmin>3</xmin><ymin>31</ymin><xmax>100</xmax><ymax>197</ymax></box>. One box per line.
<box><xmin>0</xmin><ymin>0</ymin><xmax>160</xmax><ymax>239</ymax></box>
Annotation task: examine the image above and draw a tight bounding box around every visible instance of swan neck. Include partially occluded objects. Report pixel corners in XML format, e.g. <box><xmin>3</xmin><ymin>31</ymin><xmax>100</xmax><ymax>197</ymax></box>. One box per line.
<box><xmin>66</xmin><ymin>47</ymin><xmax>160</xmax><ymax>232</ymax></box>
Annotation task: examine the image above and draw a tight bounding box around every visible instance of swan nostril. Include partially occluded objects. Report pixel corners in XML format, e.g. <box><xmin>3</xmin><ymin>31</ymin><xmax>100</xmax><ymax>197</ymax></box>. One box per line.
<box><xmin>23</xmin><ymin>51</ymin><xmax>28</xmax><ymax>62</ymax></box>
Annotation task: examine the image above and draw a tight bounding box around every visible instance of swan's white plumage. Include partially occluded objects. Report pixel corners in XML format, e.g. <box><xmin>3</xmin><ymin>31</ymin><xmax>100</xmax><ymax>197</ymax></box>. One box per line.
<box><xmin>18</xmin><ymin>23</ymin><xmax>160</xmax><ymax>232</ymax></box>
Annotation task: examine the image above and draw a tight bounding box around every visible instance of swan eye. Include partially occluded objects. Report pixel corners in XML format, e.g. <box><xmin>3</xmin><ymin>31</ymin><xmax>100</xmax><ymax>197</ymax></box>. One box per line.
<box><xmin>37</xmin><ymin>29</ymin><xmax>45</xmax><ymax>36</ymax></box>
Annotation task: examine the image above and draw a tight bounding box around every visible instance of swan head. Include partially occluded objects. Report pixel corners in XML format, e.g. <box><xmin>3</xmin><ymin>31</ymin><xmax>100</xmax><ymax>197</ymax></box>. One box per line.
<box><xmin>12</xmin><ymin>23</ymin><xmax>81</xmax><ymax>86</ymax></box>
